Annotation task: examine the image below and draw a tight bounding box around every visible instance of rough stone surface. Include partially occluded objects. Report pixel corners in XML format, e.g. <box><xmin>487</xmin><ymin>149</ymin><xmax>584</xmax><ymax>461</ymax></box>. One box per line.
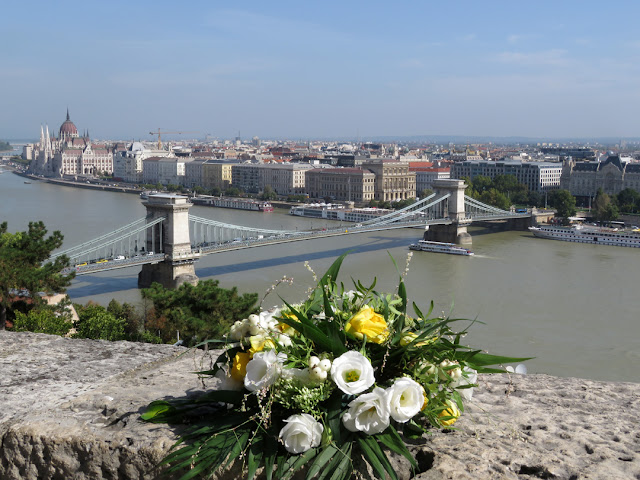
<box><xmin>1</xmin><ymin>331</ymin><xmax>639</xmax><ymax>479</ymax></box>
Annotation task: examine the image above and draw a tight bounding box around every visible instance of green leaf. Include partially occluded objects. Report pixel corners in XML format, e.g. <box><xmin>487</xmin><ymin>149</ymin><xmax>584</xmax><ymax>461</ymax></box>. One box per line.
<box><xmin>363</xmin><ymin>435</ymin><xmax>398</xmax><ymax>480</ymax></box>
<box><xmin>281</xmin><ymin>448</ymin><xmax>318</xmax><ymax>480</ymax></box>
<box><xmin>325</xmin><ymin>392</ymin><xmax>344</xmax><ymax>446</ymax></box>
<box><xmin>325</xmin><ymin>441</ymin><xmax>353</xmax><ymax>480</ymax></box>
<box><xmin>306</xmin><ymin>444</ymin><xmax>338</xmax><ymax>479</ymax></box>
<box><xmin>377</xmin><ymin>426</ymin><xmax>418</xmax><ymax>472</ymax></box>
<box><xmin>247</xmin><ymin>438</ymin><xmax>264</xmax><ymax>480</ymax></box>
<box><xmin>140</xmin><ymin>401</ymin><xmax>175</xmax><ymax>421</ymax></box>
<box><xmin>264</xmin><ymin>433</ymin><xmax>279</xmax><ymax>480</ymax></box>
<box><xmin>318</xmin><ymin>252</ymin><xmax>349</xmax><ymax>289</ymax></box>
<box><xmin>356</xmin><ymin>436</ymin><xmax>389</xmax><ymax>480</ymax></box>
<box><xmin>466</xmin><ymin>352</ymin><xmax>534</xmax><ymax>367</ymax></box>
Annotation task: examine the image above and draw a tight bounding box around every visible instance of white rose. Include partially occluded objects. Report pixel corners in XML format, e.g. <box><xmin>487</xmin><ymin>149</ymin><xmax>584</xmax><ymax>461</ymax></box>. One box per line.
<box><xmin>330</xmin><ymin>351</ymin><xmax>375</xmax><ymax>395</ymax></box>
<box><xmin>386</xmin><ymin>377</ymin><xmax>425</xmax><ymax>423</ymax></box>
<box><xmin>450</xmin><ymin>367</ymin><xmax>478</xmax><ymax>401</ymax></box>
<box><xmin>279</xmin><ymin>413</ymin><xmax>323</xmax><ymax>454</ymax></box>
<box><xmin>244</xmin><ymin>350</ymin><xmax>284</xmax><ymax>392</ymax></box>
<box><xmin>342</xmin><ymin>387</ymin><xmax>390</xmax><ymax>435</ymax></box>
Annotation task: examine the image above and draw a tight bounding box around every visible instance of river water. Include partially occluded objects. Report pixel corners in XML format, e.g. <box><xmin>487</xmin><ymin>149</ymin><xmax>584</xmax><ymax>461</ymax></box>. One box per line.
<box><xmin>1</xmin><ymin>168</ymin><xmax>638</xmax><ymax>383</ymax></box>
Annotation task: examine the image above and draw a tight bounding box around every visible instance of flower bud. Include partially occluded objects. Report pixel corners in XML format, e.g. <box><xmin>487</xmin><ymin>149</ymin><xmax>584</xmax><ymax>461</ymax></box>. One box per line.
<box><xmin>308</xmin><ymin>356</ymin><xmax>320</xmax><ymax>369</ymax></box>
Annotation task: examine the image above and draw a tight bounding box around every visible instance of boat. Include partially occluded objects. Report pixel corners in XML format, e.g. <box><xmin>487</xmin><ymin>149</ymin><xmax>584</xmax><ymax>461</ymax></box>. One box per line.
<box><xmin>289</xmin><ymin>204</ymin><xmax>403</xmax><ymax>223</ymax></box>
<box><xmin>528</xmin><ymin>224</ymin><xmax>640</xmax><ymax>247</ymax></box>
<box><xmin>191</xmin><ymin>196</ymin><xmax>274</xmax><ymax>212</ymax></box>
<box><xmin>24</xmin><ymin>181</ymin><xmax>31</xmax><ymax>184</ymax></box>
<box><xmin>408</xmin><ymin>240</ymin><xmax>474</xmax><ymax>256</ymax></box>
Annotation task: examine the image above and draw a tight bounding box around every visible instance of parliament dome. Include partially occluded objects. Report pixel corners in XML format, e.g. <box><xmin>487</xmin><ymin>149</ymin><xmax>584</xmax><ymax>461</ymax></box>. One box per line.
<box><xmin>59</xmin><ymin>109</ymin><xmax>79</xmax><ymax>138</ymax></box>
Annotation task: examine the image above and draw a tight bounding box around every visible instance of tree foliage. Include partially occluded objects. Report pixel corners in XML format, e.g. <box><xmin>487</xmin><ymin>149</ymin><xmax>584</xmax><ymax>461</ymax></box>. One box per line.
<box><xmin>593</xmin><ymin>188</ymin><xmax>619</xmax><ymax>222</ymax></box>
<box><xmin>617</xmin><ymin>188</ymin><xmax>640</xmax><ymax>214</ymax></box>
<box><xmin>141</xmin><ymin>280</ymin><xmax>258</xmax><ymax>345</ymax></box>
<box><xmin>259</xmin><ymin>185</ymin><xmax>278</xmax><ymax>201</ymax></box>
<box><xmin>0</xmin><ymin>221</ymin><xmax>74</xmax><ymax>329</ymax></box>
<box><xmin>548</xmin><ymin>189</ymin><xmax>577</xmax><ymax>220</ymax></box>
<box><xmin>12</xmin><ymin>307</ymin><xmax>73</xmax><ymax>336</ymax></box>
<box><xmin>73</xmin><ymin>303</ymin><xmax>127</xmax><ymax>341</ymax></box>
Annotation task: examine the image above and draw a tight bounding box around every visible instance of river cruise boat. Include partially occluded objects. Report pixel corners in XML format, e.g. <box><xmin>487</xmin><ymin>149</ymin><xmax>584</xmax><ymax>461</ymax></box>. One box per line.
<box><xmin>289</xmin><ymin>204</ymin><xmax>394</xmax><ymax>223</ymax></box>
<box><xmin>528</xmin><ymin>224</ymin><xmax>640</xmax><ymax>247</ymax></box>
<box><xmin>191</xmin><ymin>196</ymin><xmax>273</xmax><ymax>212</ymax></box>
<box><xmin>409</xmin><ymin>240</ymin><xmax>474</xmax><ymax>256</ymax></box>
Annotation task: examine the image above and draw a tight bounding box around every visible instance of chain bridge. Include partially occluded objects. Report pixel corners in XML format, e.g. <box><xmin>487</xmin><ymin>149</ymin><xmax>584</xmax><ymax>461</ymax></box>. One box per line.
<box><xmin>54</xmin><ymin>180</ymin><xmax>531</xmax><ymax>288</ymax></box>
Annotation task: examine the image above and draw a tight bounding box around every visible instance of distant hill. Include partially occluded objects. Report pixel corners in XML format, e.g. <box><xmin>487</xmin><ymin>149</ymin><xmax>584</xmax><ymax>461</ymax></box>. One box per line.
<box><xmin>0</xmin><ymin>141</ymin><xmax>12</xmax><ymax>152</ymax></box>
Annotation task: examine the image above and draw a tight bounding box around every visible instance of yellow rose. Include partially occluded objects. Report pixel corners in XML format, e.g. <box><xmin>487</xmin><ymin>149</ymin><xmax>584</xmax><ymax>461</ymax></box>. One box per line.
<box><xmin>400</xmin><ymin>332</ymin><xmax>436</xmax><ymax>347</ymax></box>
<box><xmin>345</xmin><ymin>306</ymin><xmax>389</xmax><ymax>344</ymax></box>
<box><xmin>230</xmin><ymin>352</ymin><xmax>251</xmax><ymax>382</ymax></box>
<box><xmin>438</xmin><ymin>400</ymin><xmax>460</xmax><ymax>427</ymax></box>
<box><xmin>249</xmin><ymin>335</ymin><xmax>275</xmax><ymax>354</ymax></box>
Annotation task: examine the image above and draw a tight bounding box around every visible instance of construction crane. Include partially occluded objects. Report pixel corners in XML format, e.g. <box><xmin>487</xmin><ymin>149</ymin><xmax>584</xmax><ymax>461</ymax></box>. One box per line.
<box><xmin>149</xmin><ymin>129</ymin><xmax>199</xmax><ymax>150</ymax></box>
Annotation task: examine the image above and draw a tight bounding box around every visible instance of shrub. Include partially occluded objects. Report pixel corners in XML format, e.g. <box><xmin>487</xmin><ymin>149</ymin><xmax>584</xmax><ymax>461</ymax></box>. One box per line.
<box><xmin>12</xmin><ymin>308</ymin><xmax>73</xmax><ymax>336</ymax></box>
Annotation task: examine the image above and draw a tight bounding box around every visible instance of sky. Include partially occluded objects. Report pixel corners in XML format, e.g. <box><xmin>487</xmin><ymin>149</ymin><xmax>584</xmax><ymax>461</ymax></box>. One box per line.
<box><xmin>3</xmin><ymin>1</ymin><xmax>640</xmax><ymax>142</ymax></box>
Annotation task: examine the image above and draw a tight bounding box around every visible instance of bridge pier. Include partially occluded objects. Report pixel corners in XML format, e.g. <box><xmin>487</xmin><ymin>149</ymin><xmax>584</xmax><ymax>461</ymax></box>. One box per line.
<box><xmin>424</xmin><ymin>179</ymin><xmax>472</xmax><ymax>245</ymax></box>
<box><xmin>138</xmin><ymin>194</ymin><xmax>199</xmax><ymax>289</ymax></box>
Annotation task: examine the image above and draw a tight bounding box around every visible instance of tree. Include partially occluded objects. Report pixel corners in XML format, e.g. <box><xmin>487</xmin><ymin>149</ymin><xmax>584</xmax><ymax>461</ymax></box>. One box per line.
<box><xmin>418</xmin><ymin>189</ymin><xmax>434</xmax><ymax>199</ymax></box>
<box><xmin>259</xmin><ymin>185</ymin><xmax>278</xmax><ymax>201</ymax></box>
<box><xmin>593</xmin><ymin>189</ymin><xmax>619</xmax><ymax>222</ymax></box>
<box><xmin>74</xmin><ymin>303</ymin><xmax>127</xmax><ymax>341</ymax></box>
<box><xmin>548</xmin><ymin>189</ymin><xmax>576</xmax><ymax>220</ymax></box>
<box><xmin>0</xmin><ymin>222</ymin><xmax>74</xmax><ymax>329</ymax></box>
<box><xmin>478</xmin><ymin>188</ymin><xmax>511</xmax><ymax>210</ymax></box>
<box><xmin>617</xmin><ymin>188</ymin><xmax>640</xmax><ymax>214</ymax></box>
<box><xmin>141</xmin><ymin>280</ymin><xmax>258</xmax><ymax>345</ymax></box>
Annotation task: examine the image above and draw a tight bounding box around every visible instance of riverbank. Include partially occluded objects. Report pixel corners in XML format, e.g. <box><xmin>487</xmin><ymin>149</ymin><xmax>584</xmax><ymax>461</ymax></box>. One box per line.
<box><xmin>1</xmin><ymin>331</ymin><xmax>637</xmax><ymax>479</ymax></box>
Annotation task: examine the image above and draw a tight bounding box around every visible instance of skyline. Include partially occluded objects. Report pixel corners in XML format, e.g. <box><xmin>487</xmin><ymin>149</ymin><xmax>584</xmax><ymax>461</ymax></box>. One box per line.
<box><xmin>3</xmin><ymin>1</ymin><xmax>640</xmax><ymax>141</ymax></box>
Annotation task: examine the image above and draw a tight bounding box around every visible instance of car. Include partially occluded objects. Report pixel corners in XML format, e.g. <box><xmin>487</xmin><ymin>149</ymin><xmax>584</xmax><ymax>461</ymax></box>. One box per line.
<box><xmin>96</xmin><ymin>259</ymin><xmax>108</xmax><ymax>264</ymax></box>
<box><xmin>77</xmin><ymin>262</ymin><xmax>87</xmax><ymax>267</ymax></box>
<box><xmin>114</xmin><ymin>255</ymin><xmax>125</xmax><ymax>260</ymax></box>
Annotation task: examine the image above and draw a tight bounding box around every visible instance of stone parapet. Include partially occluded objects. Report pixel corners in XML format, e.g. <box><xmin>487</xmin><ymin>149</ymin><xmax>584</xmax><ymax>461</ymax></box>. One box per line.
<box><xmin>1</xmin><ymin>331</ymin><xmax>638</xmax><ymax>479</ymax></box>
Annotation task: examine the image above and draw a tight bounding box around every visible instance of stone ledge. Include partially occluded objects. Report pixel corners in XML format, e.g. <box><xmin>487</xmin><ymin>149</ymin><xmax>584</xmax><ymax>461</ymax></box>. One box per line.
<box><xmin>1</xmin><ymin>331</ymin><xmax>639</xmax><ymax>479</ymax></box>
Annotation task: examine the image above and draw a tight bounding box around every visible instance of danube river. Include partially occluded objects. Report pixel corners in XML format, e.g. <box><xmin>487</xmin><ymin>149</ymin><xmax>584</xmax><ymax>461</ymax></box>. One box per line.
<box><xmin>1</xmin><ymin>168</ymin><xmax>639</xmax><ymax>383</ymax></box>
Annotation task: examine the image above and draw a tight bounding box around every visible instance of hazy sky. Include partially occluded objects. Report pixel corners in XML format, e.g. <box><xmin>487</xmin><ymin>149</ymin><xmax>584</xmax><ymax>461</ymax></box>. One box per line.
<box><xmin>3</xmin><ymin>1</ymin><xmax>640</xmax><ymax>141</ymax></box>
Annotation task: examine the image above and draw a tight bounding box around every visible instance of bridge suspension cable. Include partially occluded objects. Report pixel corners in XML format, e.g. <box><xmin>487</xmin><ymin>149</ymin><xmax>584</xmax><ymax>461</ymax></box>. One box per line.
<box><xmin>50</xmin><ymin>217</ymin><xmax>150</xmax><ymax>259</ymax></box>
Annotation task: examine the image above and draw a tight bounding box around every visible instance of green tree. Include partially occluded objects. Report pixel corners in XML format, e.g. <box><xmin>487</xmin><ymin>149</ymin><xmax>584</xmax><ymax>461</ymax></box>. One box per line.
<box><xmin>259</xmin><ymin>185</ymin><xmax>278</xmax><ymax>201</ymax></box>
<box><xmin>548</xmin><ymin>189</ymin><xmax>577</xmax><ymax>220</ymax></box>
<box><xmin>471</xmin><ymin>175</ymin><xmax>492</xmax><ymax>195</ymax></box>
<box><xmin>593</xmin><ymin>189</ymin><xmax>619</xmax><ymax>222</ymax></box>
<box><xmin>12</xmin><ymin>308</ymin><xmax>73</xmax><ymax>336</ymax></box>
<box><xmin>478</xmin><ymin>188</ymin><xmax>511</xmax><ymax>210</ymax></box>
<box><xmin>0</xmin><ymin>222</ymin><xmax>74</xmax><ymax>330</ymax></box>
<box><xmin>418</xmin><ymin>189</ymin><xmax>434</xmax><ymax>199</ymax></box>
<box><xmin>141</xmin><ymin>280</ymin><xmax>258</xmax><ymax>345</ymax></box>
<box><xmin>617</xmin><ymin>188</ymin><xmax>640</xmax><ymax>214</ymax></box>
<box><xmin>74</xmin><ymin>303</ymin><xmax>127</xmax><ymax>341</ymax></box>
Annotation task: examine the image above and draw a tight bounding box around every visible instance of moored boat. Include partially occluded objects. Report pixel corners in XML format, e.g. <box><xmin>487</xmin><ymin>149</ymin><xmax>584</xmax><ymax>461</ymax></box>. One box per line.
<box><xmin>528</xmin><ymin>224</ymin><xmax>640</xmax><ymax>247</ymax></box>
<box><xmin>409</xmin><ymin>240</ymin><xmax>474</xmax><ymax>256</ymax></box>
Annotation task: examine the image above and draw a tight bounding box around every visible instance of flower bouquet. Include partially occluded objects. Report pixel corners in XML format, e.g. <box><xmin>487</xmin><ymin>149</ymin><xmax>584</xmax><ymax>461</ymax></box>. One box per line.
<box><xmin>142</xmin><ymin>253</ymin><xmax>529</xmax><ymax>479</ymax></box>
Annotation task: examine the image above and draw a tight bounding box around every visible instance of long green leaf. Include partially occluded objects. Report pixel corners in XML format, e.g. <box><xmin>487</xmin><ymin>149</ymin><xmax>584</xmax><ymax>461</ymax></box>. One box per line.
<box><xmin>281</xmin><ymin>448</ymin><xmax>318</xmax><ymax>480</ymax></box>
<box><xmin>247</xmin><ymin>438</ymin><xmax>264</xmax><ymax>480</ymax></box>
<box><xmin>377</xmin><ymin>426</ymin><xmax>418</xmax><ymax>472</ymax></box>
<box><xmin>356</xmin><ymin>436</ymin><xmax>388</xmax><ymax>480</ymax></box>
<box><xmin>467</xmin><ymin>352</ymin><xmax>534</xmax><ymax>367</ymax></box>
<box><xmin>325</xmin><ymin>441</ymin><xmax>353</xmax><ymax>480</ymax></box>
<box><xmin>305</xmin><ymin>444</ymin><xmax>338</xmax><ymax>479</ymax></box>
<box><xmin>363</xmin><ymin>435</ymin><xmax>397</xmax><ymax>480</ymax></box>
<box><xmin>264</xmin><ymin>433</ymin><xmax>279</xmax><ymax>480</ymax></box>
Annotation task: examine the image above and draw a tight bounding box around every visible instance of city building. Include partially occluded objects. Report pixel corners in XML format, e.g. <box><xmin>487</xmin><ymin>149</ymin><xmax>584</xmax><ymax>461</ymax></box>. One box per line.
<box><xmin>305</xmin><ymin>168</ymin><xmax>376</xmax><ymax>203</ymax></box>
<box><xmin>231</xmin><ymin>164</ymin><xmax>261</xmax><ymax>193</ymax></box>
<box><xmin>408</xmin><ymin>162</ymin><xmax>451</xmax><ymax>193</ymax></box>
<box><xmin>31</xmin><ymin>110</ymin><xmax>113</xmax><ymax>178</ymax></box>
<box><xmin>202</xmin><ymin>161</ymin><xmax>234</xmax><ymax>190</ymax></box>
<box><xmin>142</xmin><ymin>156</ymin><xmax>186</xmax><ymax>185</ymax></box>
<box><xmin>184</xmin><ymin>158</ymin><xmax>206</xmax><ymax>188</ymax></box>
<box><xmin>451</xmin><ymin>160</ymin><xmax>562</xmax><ymax>193</ymax></box>
<box><xmin>259</xmin><ymin>163</ymin><xmax>313</xmax><ymax>195</ymax></box>
<box><xmin>361</xmin><ymin>159</ymin><xmax>416</xmax><ymax>202</ymax></box>
<box><xmin>560</xmin><ymin>155</ymin><xmax>640</xmax><ymax>198</ymax></box>
<box><xmin>113</xmin><ymin>142</ymin><xmax>172</xmax><ymax>183</ymax></box>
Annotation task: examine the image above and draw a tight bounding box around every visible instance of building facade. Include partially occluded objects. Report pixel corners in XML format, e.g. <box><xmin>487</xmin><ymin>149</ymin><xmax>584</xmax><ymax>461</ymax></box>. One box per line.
<box><xmin>259</xmin><ymin>163</ymin><xmax>313</xmax><ymax>195</ymax></box>
<box><xmin>361</xmin><ymin>160</ymin><xmax>416</xmax><ymax>202</ymax></box>
<box><xmin>305</xmin><ymin>168</ymin><xmax>376</xmax><ymax>203</ymax></box>
<box><xmin>202</xmin><ymin>161</ymin><xmax>234</xmax><ymax>190</ymax></box>
<box><xmin>560</xmin><ymin>155</ymin><xmax>640</xmax><ymax>197</ymax></box>
<box><xmin>451</xmin><ymin>160</ymin><xmax>562</xmax><ymax>193</ymax></box>
<box><xmin>30</xmin><ymin>110</ymin><xmax>113</xmax><ymax>178</ymax></box>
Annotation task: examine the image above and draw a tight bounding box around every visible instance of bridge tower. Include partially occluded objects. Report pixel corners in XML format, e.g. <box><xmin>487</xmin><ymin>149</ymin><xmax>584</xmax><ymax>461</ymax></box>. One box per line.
<box><xmin>138</xmin><ymin>194</ymin><xmax>199</xmax><ymax>289</ymax></box>
<box><xmin>423</xmin><ymin>179</ymin><xmax>472</xmax><ymax>245</ymax></box>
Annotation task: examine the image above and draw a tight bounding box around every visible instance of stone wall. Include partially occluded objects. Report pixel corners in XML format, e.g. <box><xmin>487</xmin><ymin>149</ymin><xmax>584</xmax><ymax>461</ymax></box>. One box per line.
<box><xmin>1</xmin><ymin>331</ymin><xmax>638</xmax><ymax>480</ymax></box>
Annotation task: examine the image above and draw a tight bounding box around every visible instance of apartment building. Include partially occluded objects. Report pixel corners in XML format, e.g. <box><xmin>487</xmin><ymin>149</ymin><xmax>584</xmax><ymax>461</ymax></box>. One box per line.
<box><xmin>451</xmin><ymin>160</ymin><xmax>562</xmax><ymax>193</ymax></box>
<box><xmin>305</xmin><ymin>167</ymin><xmax>376</xmax><ymax>203</ymax></box>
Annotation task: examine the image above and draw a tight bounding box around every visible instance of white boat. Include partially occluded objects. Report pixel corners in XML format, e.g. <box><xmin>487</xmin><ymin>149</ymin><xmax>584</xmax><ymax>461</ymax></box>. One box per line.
<box><xmin>409</xmin><ymin>240</ymin><xmax>474</xmax><ymax>256</ymax></box>
<box><xmin>528</xmin><ymin>224</ymin><xmax>640</xmax><ymax>247</ymax></box>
